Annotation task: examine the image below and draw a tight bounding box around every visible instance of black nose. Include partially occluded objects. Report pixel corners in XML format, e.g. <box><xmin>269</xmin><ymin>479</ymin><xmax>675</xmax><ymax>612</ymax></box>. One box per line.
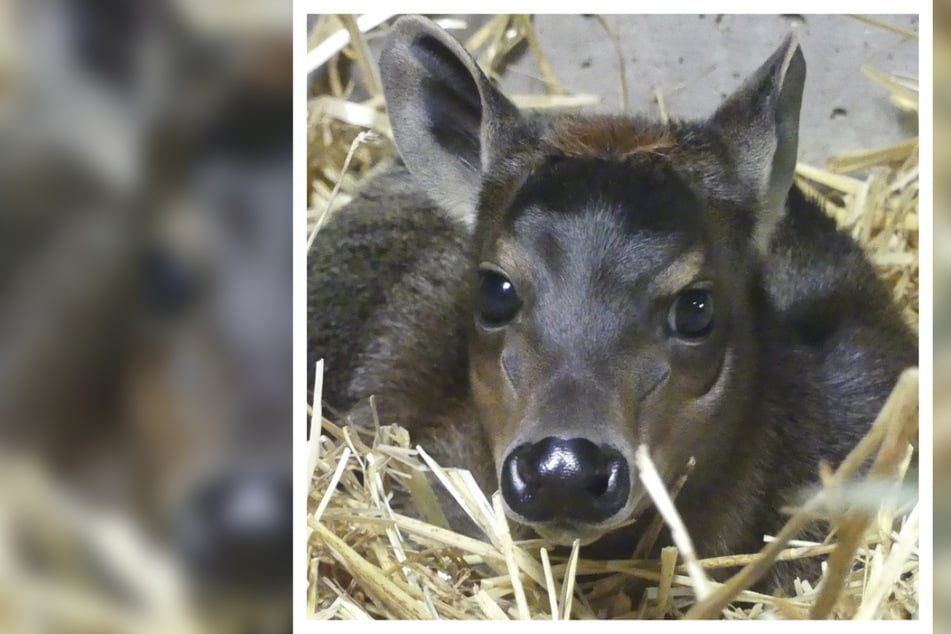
<box><xmin>175</xmin><ymin>472</ymin><xmax>291</xmax><ymax>591</ymax></box>
<box><xmin>501</xmin><ymin>437</ymin><xmax>630</xmax><ymax>523</ymax></box>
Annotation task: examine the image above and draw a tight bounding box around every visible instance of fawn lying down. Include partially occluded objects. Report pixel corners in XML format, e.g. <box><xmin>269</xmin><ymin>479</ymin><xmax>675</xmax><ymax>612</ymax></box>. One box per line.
<box><xmin>309</xmin><ymin>16</ymin><xmax>916</xmax><ymax>588</ymax></box>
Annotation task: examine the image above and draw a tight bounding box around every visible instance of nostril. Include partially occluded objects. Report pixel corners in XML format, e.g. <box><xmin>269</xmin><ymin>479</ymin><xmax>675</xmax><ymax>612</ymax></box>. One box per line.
<box><xmin>503</xmin><ymin>447</ymin><xmax>532</xmax><ymax>496</ymax></box>
<box><xmin>516</xmin><ymin>450</ymin><xmax>546</xmax><ymax>488</ymax></box>
<box><xmin>587</xmin><ymin>472</ymin><xmax>610</xmax><ymax>498</ymax></box>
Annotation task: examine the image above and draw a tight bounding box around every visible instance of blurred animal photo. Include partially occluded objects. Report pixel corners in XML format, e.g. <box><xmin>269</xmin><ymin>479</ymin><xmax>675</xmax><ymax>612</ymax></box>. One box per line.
<box><xmin>1</xmin><ymin>2</ymin><xmax>291</xmax><ymax>632</ymax></box>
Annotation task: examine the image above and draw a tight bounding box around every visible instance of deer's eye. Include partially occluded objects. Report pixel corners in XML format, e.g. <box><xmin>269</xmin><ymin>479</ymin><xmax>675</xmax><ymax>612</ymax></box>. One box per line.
<box><xmin>478</xmin><ymin>269</ymin><xmax>521</xmax><ymax>328</ymax></box>
<box><xmin>668</xmin><ymin>289</ymin><xmax>714</xmax><ymax>340</ymax></box>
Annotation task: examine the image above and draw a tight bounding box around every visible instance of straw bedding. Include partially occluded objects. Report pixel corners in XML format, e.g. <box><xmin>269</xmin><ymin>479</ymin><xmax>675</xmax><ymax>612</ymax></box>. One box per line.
<box><xmin>306</xmin><ymin>15</ymin><xmax>919</xmax><ymax>620</ymax></box>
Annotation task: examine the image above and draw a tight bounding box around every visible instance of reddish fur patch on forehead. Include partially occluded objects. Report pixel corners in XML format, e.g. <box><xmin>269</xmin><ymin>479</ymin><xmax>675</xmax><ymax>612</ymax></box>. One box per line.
<box><xmin>548</xmin><ymin>115</ymin><xmax>674</xmax><ymax>159</ymax></box>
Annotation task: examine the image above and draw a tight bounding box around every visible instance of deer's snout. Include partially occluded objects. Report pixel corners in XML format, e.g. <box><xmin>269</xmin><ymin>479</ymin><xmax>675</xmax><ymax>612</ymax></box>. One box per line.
<box><xmin>175</xmin><ymin>471</ymin><xmax>291</xmax><ymax>591</ymax></box>
<box><xmin>501</xmin><ymin>437</ymin><xmax>630</xmax><ymax>524</ymax></box>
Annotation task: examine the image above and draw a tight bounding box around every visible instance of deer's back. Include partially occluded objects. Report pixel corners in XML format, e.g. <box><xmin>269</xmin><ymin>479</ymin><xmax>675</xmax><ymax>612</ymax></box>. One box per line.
<box><xmin>308</xmin><ymin>165</ymin><xmax>473</xmax><ymax>419</ymax></box>
<box><xmin>762</xmin><ymin>186</ymin><xmax>915</xmax><ymax>460</ymax></box>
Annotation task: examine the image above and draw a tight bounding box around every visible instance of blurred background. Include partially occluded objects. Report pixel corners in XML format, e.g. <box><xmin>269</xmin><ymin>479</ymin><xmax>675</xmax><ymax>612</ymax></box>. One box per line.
<box><xmin>1</xmin><ymin>1</ymin><xmax>291</xmax><ymax>632</ymax></box>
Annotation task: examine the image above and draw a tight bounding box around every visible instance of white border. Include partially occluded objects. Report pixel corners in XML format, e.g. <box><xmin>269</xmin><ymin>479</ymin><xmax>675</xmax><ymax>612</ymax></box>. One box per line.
<box><xmin>291</xmin><ymin>1</ymin><xmax>309</xmax><ymax>630</ymax></box>
<box><xmin>294</xmin><ymin>3</ymin><xmax>932</xmax><ymax>630</ymax></box>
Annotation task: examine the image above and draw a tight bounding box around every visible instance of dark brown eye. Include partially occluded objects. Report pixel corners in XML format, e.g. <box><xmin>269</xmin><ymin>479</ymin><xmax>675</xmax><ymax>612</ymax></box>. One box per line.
<box><xmin>668</xmin><ymin>289</ymin><xmax>714</xmax><ymax>339</ymax></box>
<box><xmin>478</xmin><ymin>269</ymin><xmax>521</xmax><ymax>327</ymax></box>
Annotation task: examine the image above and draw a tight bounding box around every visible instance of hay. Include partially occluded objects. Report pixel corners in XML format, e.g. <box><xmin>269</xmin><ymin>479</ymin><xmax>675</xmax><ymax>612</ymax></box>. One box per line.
<box><xmin>306</xmin><ymin>15</ymin><xmax>919</xmax><ymax>620</ymax></box>
<box><xmin>0</xmin><ymin>455</ymin><xmax>200</xmax><ymax>633</ymax></box>
<box><xmin>307</xmin><ymin>370</ymin><xmax>917</xmax><ymax>620</ymax></box>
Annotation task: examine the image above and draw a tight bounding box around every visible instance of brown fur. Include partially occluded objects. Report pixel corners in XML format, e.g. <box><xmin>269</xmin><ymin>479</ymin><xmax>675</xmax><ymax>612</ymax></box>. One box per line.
<box><xmin>548</xmin><ymin>115</ymin><xmax>675</xmax><ymax>160</ymax></box>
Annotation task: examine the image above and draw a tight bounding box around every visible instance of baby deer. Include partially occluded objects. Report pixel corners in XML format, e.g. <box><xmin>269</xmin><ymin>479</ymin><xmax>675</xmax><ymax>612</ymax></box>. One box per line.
<box><xmin>309</xmin><ymin>16</ymin><xmax>916</xmax><ymax>587</ymax></box>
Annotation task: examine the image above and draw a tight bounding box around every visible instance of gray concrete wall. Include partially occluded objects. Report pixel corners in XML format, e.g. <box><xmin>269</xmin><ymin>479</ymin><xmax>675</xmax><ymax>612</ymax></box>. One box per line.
<box><xmin>480</xmin><ymin>14</ymin><xmax>919</xmax><ymax>166</ymax></box>
<box><xmin>312</xmin><ymin>14</ymin><xmax>919</xmax><ymax>167</ymax></box>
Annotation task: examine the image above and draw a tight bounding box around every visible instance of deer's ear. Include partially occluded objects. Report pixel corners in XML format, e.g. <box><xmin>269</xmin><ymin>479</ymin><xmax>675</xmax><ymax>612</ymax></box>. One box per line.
<box><xmin>711</xmin><ymin>34</ymin><xmax>806</xmax><ymax>254</ymax></box>
<box><xmin>380</xmin><ymin>15</ymin><xmax>525</xmax><ymax>226</ymax></box>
